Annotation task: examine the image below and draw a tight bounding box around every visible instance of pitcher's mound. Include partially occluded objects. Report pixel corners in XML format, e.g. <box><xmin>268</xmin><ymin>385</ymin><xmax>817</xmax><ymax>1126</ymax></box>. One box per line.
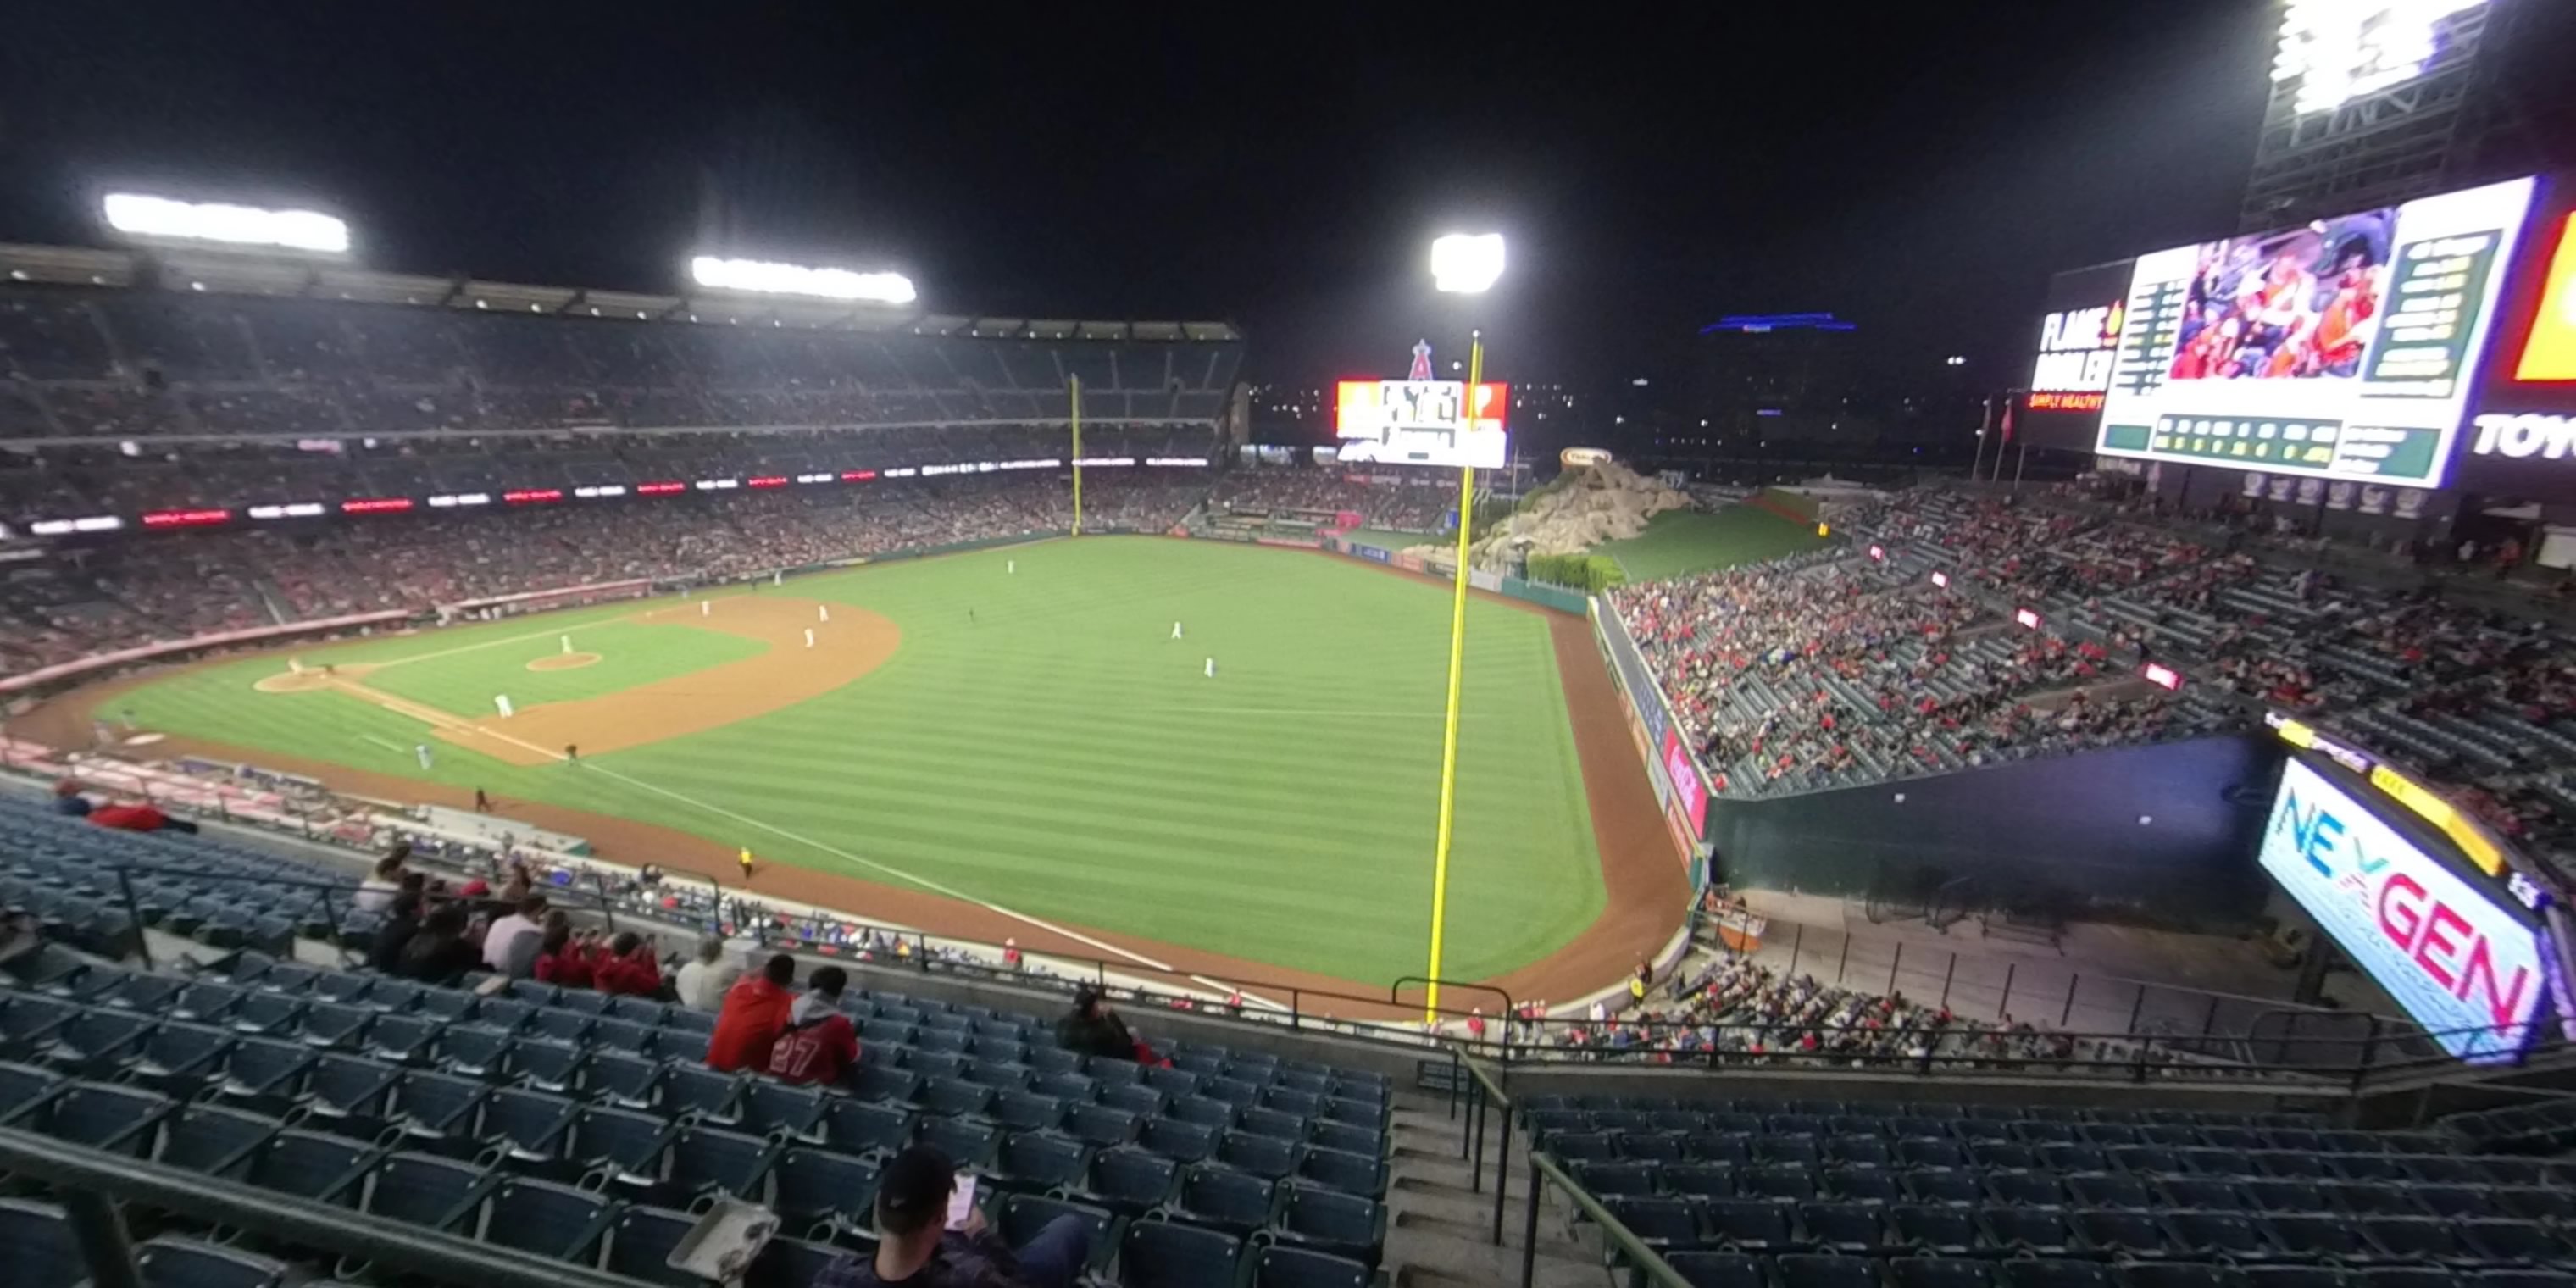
<box><xmin>528</xmin><ymin>652</ymin><xmax>602</xmax><ymax>673</ymax></box>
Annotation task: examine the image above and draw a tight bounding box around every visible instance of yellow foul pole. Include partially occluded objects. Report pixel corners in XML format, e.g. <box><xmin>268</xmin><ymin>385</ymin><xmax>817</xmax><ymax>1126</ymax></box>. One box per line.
<box><xmin>1069</xmin><ymin>375</ymin><xmax>1084</xmax><ymax>536</ymax></box>
<box><xmin>1424</xmin><ymin>330</ymin><xmax>1482</xmax><ymax>1024</ymax></box>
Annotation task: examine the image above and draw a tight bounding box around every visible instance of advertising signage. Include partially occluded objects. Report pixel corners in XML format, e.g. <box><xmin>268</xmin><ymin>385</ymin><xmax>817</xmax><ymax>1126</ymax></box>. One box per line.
<box><xmin>2453</xmin><ymin>175</ymin><xmax>2576</xmax><ymax>501</ymax></box>
<box><xmin>2021</xmin><ymin>260</ymin><xmax>2135</xmax><ymax>446</ymax></box>
<box><xmin>2093</xmin><ymin>175</ymin><xmax>2536</xmax><ymax>486</ymax></box>
<box><xmin>2258</xmin><ymin>758</ymin><xmax>2548</xmax><ymax>1063</ymax></box>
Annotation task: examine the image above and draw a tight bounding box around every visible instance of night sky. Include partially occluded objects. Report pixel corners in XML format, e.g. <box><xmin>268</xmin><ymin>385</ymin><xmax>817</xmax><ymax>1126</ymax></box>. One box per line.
<box><xmin>2</xmin><ymin>2</ymin><xmax>2277</xmax><ymax>389</ymax></box>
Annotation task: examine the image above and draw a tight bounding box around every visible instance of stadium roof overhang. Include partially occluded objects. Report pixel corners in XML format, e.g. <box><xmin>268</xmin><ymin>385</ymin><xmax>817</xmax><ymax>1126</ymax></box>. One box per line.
<box><xmin>0</xmin><ymin>243</ymin><xmax>1241</xmax><ymax>343</ymax></box>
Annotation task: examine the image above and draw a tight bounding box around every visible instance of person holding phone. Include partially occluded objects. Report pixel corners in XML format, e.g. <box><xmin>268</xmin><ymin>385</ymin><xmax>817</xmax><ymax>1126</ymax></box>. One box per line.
<box><xmin>811</xmin><ymin>1144</ymin><xmax>1089</xmax><ymax>1288</ymax></box>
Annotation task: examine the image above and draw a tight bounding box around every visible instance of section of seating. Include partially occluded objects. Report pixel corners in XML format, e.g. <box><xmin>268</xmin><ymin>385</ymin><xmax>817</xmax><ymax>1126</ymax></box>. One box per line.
<box><xmin>0</xmin><ymin>465</ymin><xmax>1211</xmax><ymax>675</ymax></box>
<box><xmin>1210</xmin><ymin>470</ymin><xmax>1452</xmax><ymax>533</ymax></box>
<box><xmin>1526</xmin><ymin>1093</ymin><xmax>2576</xmax><ymax>1288</ymax></box>
<box><xmin>0</xmin><ymin>939</ymin><xmax>1394</xmax><ymax>1288</ymax></box>
<box><xmin>1609</xmin><ymin>549</ymin><xmax>2239</xmax><ymax>798</ymax></box>
<box><xmin>0</xmin><ymin>283</ymin><xmax>1241</xmax><ymax>441</ymax></box>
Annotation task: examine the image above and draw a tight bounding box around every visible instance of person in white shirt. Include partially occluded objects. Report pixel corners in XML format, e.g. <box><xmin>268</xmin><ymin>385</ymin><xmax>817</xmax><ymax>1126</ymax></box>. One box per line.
<box><xmin>480</xmin><ymin>893</ymin><xmax>548</xmax><ymax>973</ymax></box>
<box><xmin>352</xmin><ymin>843</ymin><xmax>412</xmax><ymax>914</ymax></box>
<box><xmin>675</xmin><ymin>935</ymin><xmax>742</xmax><ymax>1010</ymax></box>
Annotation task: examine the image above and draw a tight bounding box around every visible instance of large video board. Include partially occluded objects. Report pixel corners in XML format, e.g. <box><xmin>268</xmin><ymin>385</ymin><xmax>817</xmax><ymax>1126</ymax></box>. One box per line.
<box><xmin>2094</xmin><ymin>175</ymin><xmax>2536</xmax><ymax>486</ymax></box>
<box><xmin>2258</xmin><ymin>757</ymin><xmax>2548</xmax><ymax>1063</ymax></box>
<box><xmin>1334</xmin><ymin>380</ymin><xmax>1508</xmax><ymax>469</ymax></box>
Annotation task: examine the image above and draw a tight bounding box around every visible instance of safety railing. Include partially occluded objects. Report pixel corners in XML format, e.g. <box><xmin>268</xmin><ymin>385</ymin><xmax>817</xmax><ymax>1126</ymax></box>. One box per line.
<box><xmin>0</xmin><ymin>1124</ymin><xmax>662</xmax><ymax>1288</ymax></box>
<box><xmin>1523</xmin><ymin>1147</ymin><xmax>1697</xmax><ymax>1288</ymax></box>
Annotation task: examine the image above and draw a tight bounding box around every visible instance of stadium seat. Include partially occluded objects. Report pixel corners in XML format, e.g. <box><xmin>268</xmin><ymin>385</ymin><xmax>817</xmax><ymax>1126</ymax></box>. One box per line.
<box><xmin>157</xmin><ymin>1103</ymin><xmax>285</xmax><ymax>1177</ymax></box>
<box><xmin>603</xmin><ymin>1205</ymin><xmax>707</xmax><ymax>1288</ymax></box>
<box><xmin>1166</xmin><ymin>1161</ymin><xmax>1277</xmax><ymax>1235</ymax></box>
<box><xmin>24</xmin><ymin>1080</ymin><xmax>174</xmax><ymax>1155</ymax></box>
<box><xmin>1120</xmin><ymin>1218</ymin><xmax>1242</xmax><ymax>1288</ymax></box>
<box><xmin>0</xmin><ymin>1197</ymin><xmax>87</xmax><ymax>1288</ymax></box>
<box><xmin>772</xmin><ymin>1146</ymin><xmax>881</xmax><ymax>1231</ymax></box>
<box><xmin>740</xmin><ymin>1080</ymin><xmax>828</xmax><ymax>1137</ymax></box>
<box><xmin>1779</xmin><ymin>1254</ymin><xmax>1893</xmax><ymax>1288</ymax></box>
<box><xmin>135</xmin><ymin>1236</ymin><xmax>294</xmax><ymax>1288</ymax></box>
<box><xmin>1705</xmin><ymin>1197</ymin><xmax>1799</xmax><ymax>1252</ymax></box>
<box><xmin>747</xmin><ymin>1236</ymin><xmax>853</xmax><ymax>1288</ymax></box>
<box><xmin>1242</xmin><ymin>1245</ymin><xmax>1375</xmax><ymax>1288</ymax></box>
<box><xmin>992</xmin><ymin>1130</ymin><xmax>1089</xmax><ymax>1193</ymax></box>
<box><xmin>996</xmin><ymin>1194</ymin><xmax>1119</xmax><ymax>1278</ymax></box>
<box><xmin>1800</xmin><ymin>1202</ymin><xmax>1890</xmax><ymax>1254</ymax></box>
<box><xmin>1890</xmin><ymin>1257</ymin><xmax>2000</xmax><ymax>1288</ymax></box>
<box><xmin>917</xmin><ymin>1115</ymin><xmax>1000</xmax><ymax>1170</ymax></box>
<box><xmin>244</xmin><ymin>1129</ymin><xmax>375</xmax><ymax>1203</ymax></box>
<box><xmin>1669</xmin><ymin>1251</ymin><xmax>1768</xmax><ymax>1288</ymax></box>
<box><xmin>353</xmin><ymin>1151</ymin><xmax>496</xmax><ymax>1232</ymax></box>
<box><xmin>475</xmin><ymin>1177</ymin><xmax>618</xmax><ymax>1263</ymax></box>
<box><xmin>1074</xmin><ymin>1145</ymin><xmax>1180</xmax><ymax>1216</ymax></box>
<box><xmin>1606</xmin><ymin>1196</ymin><xmax>1704</xmax><ymax>1250</ymax></box>
<box><xmin>1271</xmin><ymin>1184</ymin><xmax>1385</xmax><ymax>1267</ymax></box>
<box><xmin>821</xmin><ymin>1097</ymin><xmax>915</xmax><ymax>1155</ymax></box>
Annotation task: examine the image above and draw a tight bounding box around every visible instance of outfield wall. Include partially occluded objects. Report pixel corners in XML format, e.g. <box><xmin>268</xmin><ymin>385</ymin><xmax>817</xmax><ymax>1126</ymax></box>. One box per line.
<box><xmin>1586</xmin><ymin>598</ymin><xmax>1715</xmax><ymax>878</ymax></box>
<box><xmin>1701</xmin><ymin>735</ymin><xmax>2279</xmax><ymax>930</ymax></box>
<box><xmin>1321</xmin><ymin>536</ymin><xmax>1589</xmax><ymax>615</ymax></box>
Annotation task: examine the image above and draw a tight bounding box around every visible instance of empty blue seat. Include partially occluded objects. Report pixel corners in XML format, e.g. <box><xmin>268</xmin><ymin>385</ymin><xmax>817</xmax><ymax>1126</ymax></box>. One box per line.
<box><xmin>29</xmin><ymin>1080</ymin><xmax>175</xmax><ymax>1155</ymax></box>
<box><xmin>993</xmin><ymin>1130</ymin><xmax>1089</xmax><ymax>1193</ymax></box>
<box><xmin>244</xmin><ymin>1128</ymin><xmax>375</xmax><ymax>1203</ymax></box>
<box><xmin>0</xmin><ymin>1198</ymin><xmax>86</xmax><ymax>1288</ymax></box>
<box><xmin>772</xmin><ymin>1146</ymin><xmax>880</xmax><ymax>1230</ymax></box>
<box><xmin>1216</xmin><ymin>1129</ymin><xmax>1299</xmax><ymax>1180</ymax></box>
<box><xmin>1120</xmin><ymin>1219</ymin><xmax>1241</xmax><ymax>1288</ymax></box>
<box><xmin>2001</xmin><ymin>1262</ymin><xmax>2120</xmax><ymax>1288</ymax></box>
<box><xmin>157</xmin><ymin>1103</ymin><xmax>284</xmax><ymax>1177</ymax></box>
<box><xmin>569</xmin><ymin>1105</ymin><xmax>676</xmax><ymax>1177</ymax></box>
<box><xmin>1780</xmin><ymin>1255</ymin><xmax>1891</xmax><ymax>1288</ymax></box>
<box><xmin>1669</xmin><ymin>1251</ymin><xmax>1768</xmax><ymax>1288</ymax></box>
<box><xmin>603</xmin><ymin>1205</ymin><xmax>704</xmax><ymax>1288</ymax></box>
<box><xmin>481</xmin><ymin>1087</ymin><xmax>579</xmax><ymax>1161</ymax></box>
<box><xmin>135</xmin><ymin>1236</ymin><xmax>293</xmax><ymax>1288</ymax></box>
<box><xmin>1890</xmin><ymin>1257</ymin><xmax>2000</xmax><ymax>1288</ymax></box>
<box><xmin>357</xmin><ymin>1151</ymin><xmax>495</xmax><ymax>1231</ymax></box>
<box><xmin>1140</xmin><ymin>1116</ymin><xmax>1216</xmax><ymax>1164</ymax></box>
<box><xmin>1800</xmin><ymin>1201</ymin><xmax>1889</xmax><ymax>1254</ymax></box>
<box><xmin>1169</xmin><ymin>1162</ymin><xmax>1277</xmax><ymax>1235</ymax></box>
<box><xmin>822</xmin><ymin>1097</ymin><xmax>915</xmax><ymax>1155</ymax></box>
<box><xmin>741</xmin><ymin>1080</ymin><xmax>828</xmax><ymax>1136</ymax></box>
<box><xmin>916</xmin><ymin>1115</ymin><xmax>1000</xmax><ymax>1170</ymax></box>
<box><xmin>477</xmin><ymin>1177</ymin><xmax>617</xmax><ymax>1263</ymax></box>
<box><xmin>1073</xmin><ymin>1145</ymin><xmax>1178</xmax><ymax>1215</ymax></box>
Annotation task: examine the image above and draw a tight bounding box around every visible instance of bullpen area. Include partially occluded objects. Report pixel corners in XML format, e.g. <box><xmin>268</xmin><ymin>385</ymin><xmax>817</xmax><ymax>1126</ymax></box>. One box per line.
<box><xmin>20</xmin><ymin>537</ymin><xmax>1689</xmax><ymax>1000</ymax></box>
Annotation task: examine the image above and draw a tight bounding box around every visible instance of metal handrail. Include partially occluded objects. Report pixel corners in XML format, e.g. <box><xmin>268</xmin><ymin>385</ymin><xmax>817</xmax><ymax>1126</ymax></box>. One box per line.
<box><xmin>1523</xmin><ymin>1149</ymin><xmax>1696</xmax><ymax>1288</ymax></box>
<box><xmin>0</xmin><ymin>1124</ymin><xmax>665</xmax><ymax>1288</ymax></box>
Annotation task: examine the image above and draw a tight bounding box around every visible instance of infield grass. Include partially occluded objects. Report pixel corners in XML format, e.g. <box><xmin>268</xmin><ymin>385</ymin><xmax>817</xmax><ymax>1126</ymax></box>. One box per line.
<box><xmin>109</xmin><ymin>538</ymin><xmax>1608</xmax><ymax>983</ymax></box>
<box><xmin>1598</xmin><ymin>504</ymin><xmax>1827</xmax><ymax>581</ymax></box>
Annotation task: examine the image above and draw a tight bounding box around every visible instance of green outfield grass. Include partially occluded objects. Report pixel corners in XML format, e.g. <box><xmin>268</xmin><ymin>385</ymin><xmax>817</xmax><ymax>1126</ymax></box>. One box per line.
<box><xmin>1597</xmin><ymin>504</ymin><xmax>1829</xmax><ymax>581</ymax></box>
<box><xmin>109</xmin><ymin>539</ymin><xmax>1607</xmax><ymax>983</ymax></box>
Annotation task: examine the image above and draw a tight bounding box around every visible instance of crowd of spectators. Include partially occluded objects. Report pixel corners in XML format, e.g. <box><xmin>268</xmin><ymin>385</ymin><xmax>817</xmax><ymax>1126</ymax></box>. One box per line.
<box><xmin>1211</xmin><ymin>468</ymin><xmax>1452</xmax><ymax>530</ymax></box>
<box><xmin>1609</xmin><ymin>549</ymin><xmax>2232</xmax><ymax>797</ymax></box>
<box><xmin>1533</xmin><ymin>956</ymin><xmax>2091</xmax><ymax>1070</ymax></box>
<box><xmin>0</xmin><ymin>282</ymin><xmax>1238</xmax><ymax>440</ymax></box>
<box><xmin>0</xmin><ymin>470</ymin><xmax>1212</xmax><ymax>672</ymax></box>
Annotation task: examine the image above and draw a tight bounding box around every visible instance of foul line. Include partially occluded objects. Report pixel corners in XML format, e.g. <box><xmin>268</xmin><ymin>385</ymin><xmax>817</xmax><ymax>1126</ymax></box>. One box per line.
<box><xmin>382</xmin><ymin>697</ymin><xmax>1288</xmax><ymax>1009</ymax></box>
<box><xmin>290</xmin><ymin>608</ymin><xmax>1298</xmax><ymax>1012</ymax></box>
<box><xmin>357</xmin><ymin>735</ymin><xmax>409</xmax><ymax>755</ymax></box>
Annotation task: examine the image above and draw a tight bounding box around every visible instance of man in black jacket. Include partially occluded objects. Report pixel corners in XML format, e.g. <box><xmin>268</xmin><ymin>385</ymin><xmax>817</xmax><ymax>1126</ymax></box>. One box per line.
<box><xmin>1054</xmin><ymin>987</ymin><xmax>1137</xmax><ymax>1062</ymax></box>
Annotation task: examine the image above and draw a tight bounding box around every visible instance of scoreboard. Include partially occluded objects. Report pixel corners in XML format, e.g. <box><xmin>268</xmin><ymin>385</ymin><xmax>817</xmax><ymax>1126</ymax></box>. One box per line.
<box><xmin>2088</xmin><ymin>175</ymin><xmax>2535</xmax><ymax>486</ymax></box>
<box><xmin>1333</xmin><ymin>380</ymin><xmax>1510</xmax><ymax>469</ymax></box>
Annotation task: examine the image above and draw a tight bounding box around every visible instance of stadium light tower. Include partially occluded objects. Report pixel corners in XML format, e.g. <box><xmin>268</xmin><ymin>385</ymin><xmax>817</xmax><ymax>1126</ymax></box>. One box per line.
<box><xmin>101</xmin><ymin>192</ymin><xmax>350</xmax><ymax>256</ymax></box>
<box><xmin>1420</xmin><ymin>232</ymin><xmax>1502</xmax><ymax>1026</ymax></box>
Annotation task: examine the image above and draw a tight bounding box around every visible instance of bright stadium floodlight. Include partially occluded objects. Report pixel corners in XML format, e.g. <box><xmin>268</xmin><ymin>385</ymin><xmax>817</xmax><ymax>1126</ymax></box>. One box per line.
<box><xmin>101</xmin><ymin>193</ymin><xmax>349</xmax><ymax>254</ymax></box>
<box><xmin>2273</xmin><ymin>0</ymin><xmax>2485</xmax><ymax>116</ymax></box>
<box><xmin>689</xmin><ymin>255</ymin><xmax>917</xmax><ymax>305</ymax></box>
<box><xmin>1430</xmin><ymin>233</ymin><xmax>1505</xmax><ymax>295</ymax></box>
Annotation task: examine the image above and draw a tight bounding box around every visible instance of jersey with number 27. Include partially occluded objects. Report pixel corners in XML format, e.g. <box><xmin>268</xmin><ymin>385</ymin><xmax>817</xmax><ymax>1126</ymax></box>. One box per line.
<box><xmin>767</xmin><ymin>1013</ymin><xmax>860</xmax><ymax>1085</ymax></box>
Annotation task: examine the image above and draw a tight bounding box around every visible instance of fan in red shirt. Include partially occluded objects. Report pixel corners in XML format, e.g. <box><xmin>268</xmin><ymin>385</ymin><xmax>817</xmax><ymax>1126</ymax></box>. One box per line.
<box><xmin>591</xmin><ymin>931</ymin><xmax>667</xmax><ymax>997</ymax></box>
<box><xmin>705</xmin><ymin>952</ymin><xmax>797</xmax><ymax>1072</ymax></box>
<box><xmin>767</xmin><ymin>965</ymin><xmax>861</xmax><ymax>1087</ymax></box>
<box><xmin>531</xmin><ymin>919</ymin><xmax>595</xmax><ymax>989</ymax></box>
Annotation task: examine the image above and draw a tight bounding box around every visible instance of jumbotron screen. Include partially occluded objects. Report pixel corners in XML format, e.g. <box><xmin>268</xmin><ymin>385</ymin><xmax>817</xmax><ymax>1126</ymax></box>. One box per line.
<box><xmin>1333</xmin><ymin>380</ymin><xmax>1508</xmax><ymax>469</ymax></box>
<box><xmin>2093</xmin><ymin>175</ymin><xmax>2536</xmax><ymax>486</ymax></box>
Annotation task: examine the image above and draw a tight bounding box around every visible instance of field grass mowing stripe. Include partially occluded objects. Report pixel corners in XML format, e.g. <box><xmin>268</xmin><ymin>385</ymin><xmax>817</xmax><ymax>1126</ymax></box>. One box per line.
<box><xmin>457</xmin><ymin>717</ymin><xmax>1279</xmax><ymax>990</ymax></box>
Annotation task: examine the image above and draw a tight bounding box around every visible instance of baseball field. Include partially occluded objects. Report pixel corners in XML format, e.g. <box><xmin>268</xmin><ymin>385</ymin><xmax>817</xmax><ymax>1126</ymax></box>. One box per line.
<box><xmin>32</xmin><ymin>537</ymin><xmax>1686</xmax><ymax>997</ymax></box>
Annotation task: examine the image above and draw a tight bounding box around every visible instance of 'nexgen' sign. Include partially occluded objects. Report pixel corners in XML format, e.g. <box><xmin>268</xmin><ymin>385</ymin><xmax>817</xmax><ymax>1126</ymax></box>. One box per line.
<box><xmin>2260</xmin><ymin>759</ymin><xmax>2548</xmax><ymax>1063</ymax></box>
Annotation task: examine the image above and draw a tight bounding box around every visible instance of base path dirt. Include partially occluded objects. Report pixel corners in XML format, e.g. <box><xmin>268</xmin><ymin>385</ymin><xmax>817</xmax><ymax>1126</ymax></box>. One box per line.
<box><xmin>244</xmin><ymin>597</ymin><xmax>898</xmax><ymax>767</ymax></box>
<box><xmin>11</xmin><ymin>551</ymin><xmax>1688</xmax><ymax>1019</ymax></box>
